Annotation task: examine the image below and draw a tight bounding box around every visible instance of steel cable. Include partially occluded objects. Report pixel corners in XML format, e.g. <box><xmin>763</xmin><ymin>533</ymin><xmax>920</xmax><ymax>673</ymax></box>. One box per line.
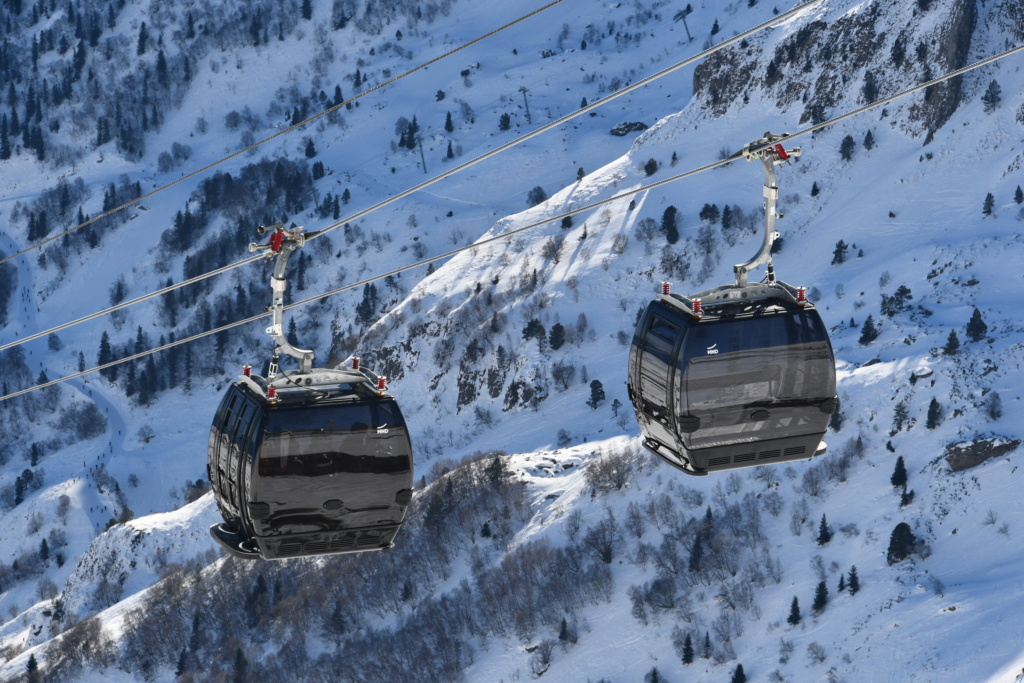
<box><xmin>10</xmin><ymin>9</ymin><xmax>1022</xmax><ymax>402</ymax></box>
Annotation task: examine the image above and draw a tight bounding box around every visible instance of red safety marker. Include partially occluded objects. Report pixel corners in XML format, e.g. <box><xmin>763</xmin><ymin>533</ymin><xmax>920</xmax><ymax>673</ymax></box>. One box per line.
<box><xmin>242</xmin><ymin>364</ymin><xmax>252</xmax><ymax>377</ymax></box>
<box><xmin>661</xmin><ymin>282</ymin><xmax>671</xmax><ymax>296</ymax></box>
<box><xmin>774</xmin><ymin>143</ymin><xmax>789</xmax><ymax>161</ymax></box>
<box><xmin>692</xmin><ymin>298</ymin><xmax>702</xmax><ymax>316</ymax></box>
<box><xmin>269</xmin><ymin>231</ymin><xmax>285</xmax><ymax>252</ymax></box>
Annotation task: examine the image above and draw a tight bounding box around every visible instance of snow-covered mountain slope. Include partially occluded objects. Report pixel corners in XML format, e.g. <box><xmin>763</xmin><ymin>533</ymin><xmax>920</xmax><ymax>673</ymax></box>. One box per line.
<box><xmin>3</xmin><ymin>0</ymin><xmax>1024</xmax><ymax>680</ymax></box>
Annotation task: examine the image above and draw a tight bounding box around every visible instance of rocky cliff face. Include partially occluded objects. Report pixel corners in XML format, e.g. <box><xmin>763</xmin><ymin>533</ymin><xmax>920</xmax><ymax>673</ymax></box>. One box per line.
<box><xmin>909</xmin><ymin>0</ymin><xmax>976</xmax><ymax>144</ymax></box>
<box><xmin>691</xmin><ymin>0</ymin><xmax>980</xmax><ymax>143</ymax></box>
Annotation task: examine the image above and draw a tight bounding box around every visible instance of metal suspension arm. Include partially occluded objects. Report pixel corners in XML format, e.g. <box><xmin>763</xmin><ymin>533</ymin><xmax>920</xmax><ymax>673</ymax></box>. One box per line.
<box><xmin>733</xmin><ymin>132</ymin><xmax>801</xmax><ymax>287</ymax></box>
<box><xmin>249</xmin><ymin>223</ymin><xmax>314</xmax><ymax>375</ymax></box>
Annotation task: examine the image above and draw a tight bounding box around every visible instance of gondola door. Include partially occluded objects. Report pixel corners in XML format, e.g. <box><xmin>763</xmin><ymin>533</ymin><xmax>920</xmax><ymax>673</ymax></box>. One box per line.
<box><xmin>225</xmin><ymin>398</ymin><xmax>257</xmax><ymax>523</ymax></box>
<box><xmin>629</xmin><ymin>305</ymin><xmax>684</xmax><ymax>453</ymax></box>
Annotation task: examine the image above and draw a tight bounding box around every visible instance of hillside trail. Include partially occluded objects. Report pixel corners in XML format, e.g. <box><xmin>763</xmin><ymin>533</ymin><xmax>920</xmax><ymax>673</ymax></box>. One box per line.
<box><xmin>1</xmin><ymin>227</ymin><xmax>137</xmax><ymax>534</ymax></box>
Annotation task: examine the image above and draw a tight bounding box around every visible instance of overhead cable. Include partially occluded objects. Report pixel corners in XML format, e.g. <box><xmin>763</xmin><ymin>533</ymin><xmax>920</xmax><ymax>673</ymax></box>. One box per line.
<box><xmin>0</xmin><ymin>0</ymin><xmax>827</xmax><ymax>353</ymax></box>
<box><xmin>8</xmin><ymin>22</ymin><xmax>1022</xmax><ymax>403</ymax></box>
<box><xmin>0</xmin><ymin>0</ymin><xmax>569</xmax><ymax>266</ymax></box>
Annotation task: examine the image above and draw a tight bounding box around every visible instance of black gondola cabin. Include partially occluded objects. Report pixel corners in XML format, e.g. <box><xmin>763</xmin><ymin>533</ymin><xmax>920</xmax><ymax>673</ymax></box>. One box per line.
<box><xmin>629</xmin><ymin>288</ymin><xmax>836</xmax><ymax>475</ymax></box>
<box><xmin>208</xmin><ymin>366</ymin><xmax>414</xmax><ymax>560</ymax></box>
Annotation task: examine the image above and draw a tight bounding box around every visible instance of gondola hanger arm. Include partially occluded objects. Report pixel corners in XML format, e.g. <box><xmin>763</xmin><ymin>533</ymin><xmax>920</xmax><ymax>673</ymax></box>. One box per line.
<box><xmin>733</xmin><ymin>132</ymin><xmax>801</xmax><ymax>287</ymax></box>
<box><xmin>249</xmin><ymin>223</ymin><xmax>314</xmax><ymax>375</ymax></box>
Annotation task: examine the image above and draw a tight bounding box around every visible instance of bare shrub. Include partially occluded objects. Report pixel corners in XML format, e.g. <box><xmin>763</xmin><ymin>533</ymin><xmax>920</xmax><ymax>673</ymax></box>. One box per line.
<box><xmin>585</xmin><ymin>447</ymin><xmax>637</xmax><ymax>495</ymax></box>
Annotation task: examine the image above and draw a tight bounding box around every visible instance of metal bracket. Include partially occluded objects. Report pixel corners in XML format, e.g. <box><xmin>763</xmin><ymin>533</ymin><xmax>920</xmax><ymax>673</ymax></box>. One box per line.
<box><xmin>733</xmin><ymin>132</ymin><xmax>801</xmax><ymax>287</ymax></box>
<box><xmin>250</xmin><ymin>223</ymin><xmax>314</xmax><ymax>374</ymax></box>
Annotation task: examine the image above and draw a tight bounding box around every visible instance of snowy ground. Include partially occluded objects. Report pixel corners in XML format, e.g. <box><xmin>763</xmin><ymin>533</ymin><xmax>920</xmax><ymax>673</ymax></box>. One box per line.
<box><xmin>3</xmin><ymin>0</ymin><xmax>1024</xmax><ymax>680</ymax></box>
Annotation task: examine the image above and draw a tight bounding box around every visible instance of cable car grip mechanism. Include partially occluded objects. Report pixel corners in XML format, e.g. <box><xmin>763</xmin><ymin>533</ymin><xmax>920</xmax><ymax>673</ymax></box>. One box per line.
<box><xmin>734</xmin><ymin>132</ymin><xmax>801</xmax><ymax>287</ymax></box>
<box><xmin>248</xmin><ymin>223</ymin><xmax>314</xmax><ymax>376</ymax></box>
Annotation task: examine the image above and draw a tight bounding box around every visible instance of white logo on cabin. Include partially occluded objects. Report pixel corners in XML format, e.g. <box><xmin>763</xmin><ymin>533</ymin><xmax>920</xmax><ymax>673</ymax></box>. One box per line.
<box><xmin>377</xmin><ymin>424</ymin><xmax>390</xmax><ymax>435</ymax></box>
<box><xmin>706</xmin><ymin>343</ymin><xmax>719</xmax><ymax>355</ymax></box>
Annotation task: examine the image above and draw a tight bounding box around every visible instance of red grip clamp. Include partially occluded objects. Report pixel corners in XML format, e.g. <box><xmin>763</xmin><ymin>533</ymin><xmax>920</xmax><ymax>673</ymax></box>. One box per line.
<box><xmin>269</xmin><ymin>231</ymin><xmax>285</xmax><ymax>252</ymax></box>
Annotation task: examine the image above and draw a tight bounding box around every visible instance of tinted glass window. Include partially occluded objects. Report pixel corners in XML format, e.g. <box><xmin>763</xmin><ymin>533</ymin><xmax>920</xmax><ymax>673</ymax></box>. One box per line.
<box><xmin>648</xmin><ymin>315</ymin><xmax>679</xmax><ymax>345</ymax></box>
<box><xmin>682</xmin><ymin>310</ymin><xmax>834</xmax><ymax>411</ymax></box>
<box><xmin>683</xmin><ymin>309</ymin><xmax>827</xmax><ymax>361</ymax></box>
<box><xmin>258</xmin><ymin>401</ymin><xmax>410</xmax><ymax>478</ymax></box>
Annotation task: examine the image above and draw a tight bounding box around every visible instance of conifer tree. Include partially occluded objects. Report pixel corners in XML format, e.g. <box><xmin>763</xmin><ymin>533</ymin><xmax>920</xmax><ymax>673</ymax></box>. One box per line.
<box><xmin>405</xmin><ymin>116</ymin><xmax>419</xmax><ymax>149</ymax></box>
<box><xmin>721</xmin><ymin>204</ymin><xmax>733</xmax><ymax>231</ymax></box>
<box><xmin>926</xmin><ymin>397</ymin><xmax>943</xmax><ymax>429</ymax></box>
<box><xmin>816</xmin><ymin>513</ymin><xmax>832</xmax><ymax>545</ymax></box>
<box><xmin>137</xmin><ymin>21</ymin><xmax>148</xmax><ymax>55</ymax></box>
<box><xmin>698</xmin><ymin>202</ymin><xmax>720</xmax><ymax>223</ymax></box>
<box><xmin>731</xmin><ymin>663</ymin><xmax>746</xmax><ymax>683</ymax></box>
<box><xmin>891</xmin><ymin>455</ymin><xmax>908</xmax><ymax>488</ymax></box>
<box><xmin>183</xmin><ymin>347</ymin><xmax>193</xmax><ymax>393</ymax></box>
<box><xmin>981</xmin><ymin>79</ymin><xmax>1002</xmax><ymax>113</ymax></box>
<box><xmin>966</xmin><ymin>308</ymin><xmax>988</xmax><ymax>342</ymax></box>
<box><xmin>682</xmin><ymin>633</ymin><xmax>694</xmax><ymax>664</ymax></box>
<box><xmin>862</xmin><ymin>70</ymin><xmax>878</xmax><ymax>102</ymax></box>
<box><xmin>788</xmin><ymin>596</ymin><xmax>801</xmax><ymax>625</ymax></box>
<box><xmin>0</xmin><ymin>114</ymin><xmax>9</xmax><ymax>160</ymax></box>
<box><xmin>232</xmin><ymin>647</ymin><xmax>248</xmax><ymax>683</ymax></box>
<box><xmin>900</xmin><ymin>488</ymin><xmax>915</xmax><ymax>508</ymax></box>
<box><xmin>838</xmin><ymin>573</ymin><xmax>846</xmax><ymax>594</ymax></box>
<box><xmin>661</xmin><ymin>205</ymin><xmax>679</xmax><ymax>244</ymax></box>
<box><xmin>892</xmin><ymin>400</ymin><xmax>909</xmax><ymax>432</ymax></box>
<box><xmin>355</xmin><ymin>283</ymin><xmax>379</xmax><ymax>326</ymax></box>
<box><xmin>848</xmin><ymin>565</ymin><xmax>860</xmax><ymax>595</ymax></box>
<box><xmin>175</xmin><ymin>647</ymin><xmax>189</xmax><ymax>676</ymax></box>
<box><xmin>587</xmin><ymin>379</ymin><xmax>606</xmax><ymax>409</ymax></box>
<box><xmin>527</xmin><ymin>186</ymin><xmax>547</xmax><ymax>206</ymax></box>
<box><xmin>98</xmin><ymin>330</ymin><xmax>117</xmax><ymax>381</ymax></box>
<box><xmin>549</xmin><ymin>323</ymin><xmax>566</xmax><ymax>350</ymax></box>
<box><xmin>702</xmin><ymin>631</ymin><xmax>711</xmax><ymax>659</ymax></box>
<box><xmin>982</xmin><ymin>192</ymin><xmax>995</xmax><ymax>216</ymax></box>
<box><xmin>831</xmin><ymin>239</ymin><xmax>848</xmax><ymax>264</ymax></box>
<box><xmin>688</xmin><ymin>535</ymin><xmax>703</xmax><ymax>573</ymax></box>
<box><xmin>840</xmin><ymin>134</ymin><xmax>856</xmax><ymax>161</ymax></box>
<box><xmin>812</xmin><ymin>580</ymin><xmax>829</xmax><ymax>613</ymax></box>
<box><xmin>1015</xmin><ymin>185</ymin><xmax>1023</xmax><ymax>205</ymax></box>
<box><xmin>858</xmin><ymin>314</ymin><xmax>879</xmax><ymax>345</ymax></box>
<box><xmin>156</xmin><ymin>50</ymin><xmax>168</xmax><ymax>87</ymax></box>
<box><xmin>887</xmin><ymin>523</ymin><xmax>916</xmax><ymax>564</ymax></box>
